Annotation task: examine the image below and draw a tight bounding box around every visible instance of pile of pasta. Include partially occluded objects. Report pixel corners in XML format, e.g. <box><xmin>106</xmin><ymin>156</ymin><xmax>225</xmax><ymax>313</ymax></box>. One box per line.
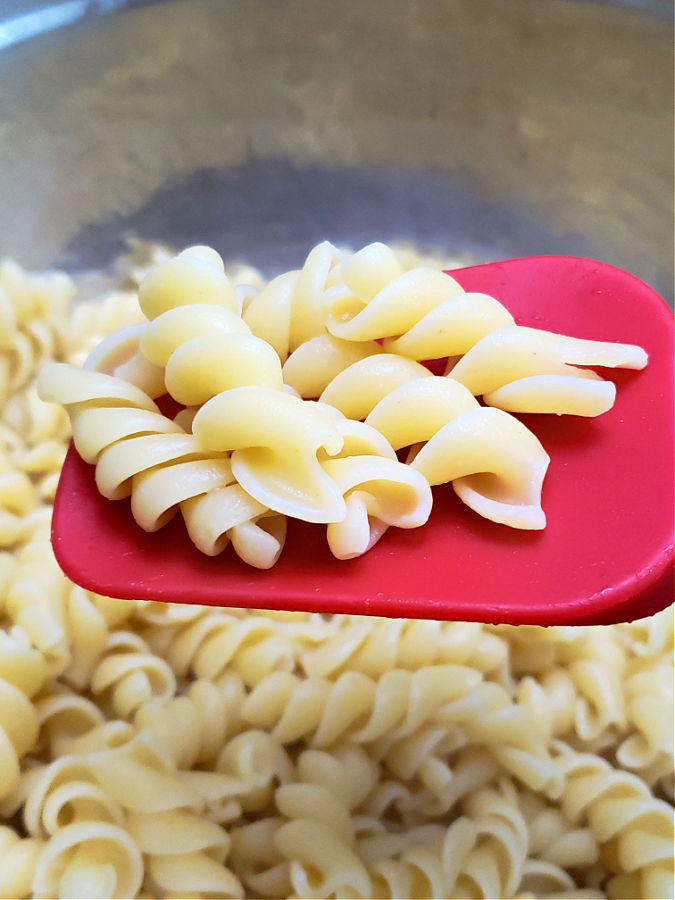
<box><xmin>37</xmin><ymin>241</ymin><xmax>646</xmax><ymax>568</ymax></box>
<box><xmin>0</xmin><ymin>244</ymin><xmax>673</xmax><ymax>900</ymax></box>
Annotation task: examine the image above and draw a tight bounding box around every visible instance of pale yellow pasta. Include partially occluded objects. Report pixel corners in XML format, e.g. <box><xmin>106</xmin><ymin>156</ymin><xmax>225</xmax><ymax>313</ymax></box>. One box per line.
<box><xmin>617</xmin><ymin>656</ymin><xmax>674</xmax><ymax>780</ymax></box>
<box><xmin>0</xmin><ymin>627</ymin><xmax>47</xmax><ymax>803</ymax></box>
<box><xmin>0</xmin><ymin>259</ymin><xmax>73</xmax><ymax>401</ymax></box>
<box><xmin>243</xmin><ymin>241</ymin><xmax>347</xmax><ymax>362</ymax></box>
<box><xmin>300</xmin><ymin>617</ymin><xmax>508</xmax><ymax>680</ymax></box>
<box><xmin>133</xmin><ymin>681</ymin><xmax>229</xmax><ymax>770</ymax></box>
<box><xmin>0</xmin><ymin>245</ymin><xmax>672</xmax><ymax>900</ymax></box>
<box><xmin>319</xmin><ymin>353</ymin><xmax>432</xmax><ymax>419</ymax></box>
<box><xmin>0</xmin><ymin>826</ymin><xmax>45</xmax><ymax>900</ymax></box>
<box><xmin>31</xmin><ymin>821</ymin><xmax>144</xmax><ymax>900</ymax></box>
<box><xmin>191</xmin><ymin>385</ymin><xmax>347</xmax><ymax>523</ymax></box>
<box><xmin>553</xmin><ymin>742</ymin><xmax>675</xmax><ymax>899</ymax></box>
<box><xmin>282</xmin><ymin>333</ymin><xmax>383</xmax><ymax>398</ymax></box>
<box><xmin>94</xmin><ymin>245</ymin><xmax>424</xmax><ymax>558</ymax></box>
<box><xmin>38</xmin><ymin>363</ymin><xmax>285</xmax><ymax>567</ymax></box>
<box><xmin>448</xmin><ymin>324</ymin><xmax>648</xmax><ymax>416</ymax></box>
<box><xmin>241</xmin><ymin>664</ymin><xmax>485</xmax><ymax>747</ymax></box>
<box><xmin>139</xmin><ymin>609</ymin><xmax>319</xmax><ymax>688</ymax></box>
<box><xmin>366</xmin><ymin>375</ymin><xmax>550</xmax><ymax>529</ymax></box>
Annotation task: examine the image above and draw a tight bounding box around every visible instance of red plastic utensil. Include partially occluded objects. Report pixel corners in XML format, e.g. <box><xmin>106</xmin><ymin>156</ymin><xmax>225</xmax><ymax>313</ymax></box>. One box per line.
<box><xmin>52</xmin><ymin>256</ymin><xmax>674</xmax><ymax>625</ymax></box>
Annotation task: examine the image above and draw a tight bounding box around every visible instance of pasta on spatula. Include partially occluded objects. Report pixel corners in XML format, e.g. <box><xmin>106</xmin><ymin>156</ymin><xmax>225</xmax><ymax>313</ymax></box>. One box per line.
<box><xmin>0</xmin><ymin>243</ymin><xmax>671</xmax><ymax>900</ymax></box>
<box><xmin>37</xmin><ymin>240</ymin><xmax>649</xmax><ymax>565</ymax></box>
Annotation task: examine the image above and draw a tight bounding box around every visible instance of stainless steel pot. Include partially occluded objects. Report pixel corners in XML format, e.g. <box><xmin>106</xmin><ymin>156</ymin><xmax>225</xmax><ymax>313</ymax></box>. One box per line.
<box><xmin>1</xmin><ymin>0</ymin><xmax>672</xmax><ymax>301</ymax></box>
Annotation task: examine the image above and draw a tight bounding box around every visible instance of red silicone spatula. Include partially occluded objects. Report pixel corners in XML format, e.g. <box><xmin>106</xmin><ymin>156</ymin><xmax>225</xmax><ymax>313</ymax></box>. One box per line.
<box><xmin>51</xmin><ymin>256</ymin><xmax>674</xmax><ymax>625</ymax></box>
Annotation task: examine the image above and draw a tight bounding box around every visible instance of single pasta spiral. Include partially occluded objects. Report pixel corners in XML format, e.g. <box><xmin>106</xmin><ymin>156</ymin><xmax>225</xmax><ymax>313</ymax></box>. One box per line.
<box><xmin>436</xmin><ymin>782</ymin><xmax>530</xmax><ymax>899</ymax></box>
<box><xmin>617</xmin><ymin>655</ymin><xmax>674</xmax><ymax>782</ymax></box>
<box><xmin>38</xmin><ymin>362</ymin><xmax>285</xmax><ymax>568</ymax></box>
<box><xmin>321</xmin><ymin>241</ymin><xmax>648</xmax><ymax>418</ymax></box>
<box><xmin>141</xmin><ymin>609</ymin><xmax>306</xmax><ymax>687</ymax></box>
<box><xmin>241</xmin><ymin>664</ymin><xmax>483</xmax><ymax>748</ymax></box>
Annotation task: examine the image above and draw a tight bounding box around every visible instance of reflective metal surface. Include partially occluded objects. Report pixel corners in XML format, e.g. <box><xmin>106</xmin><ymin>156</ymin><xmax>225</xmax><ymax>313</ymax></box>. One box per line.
<box><xmin>0</xmin><ymin>0</ymin><xmax>672</xmax><ymax>300</ymax></box>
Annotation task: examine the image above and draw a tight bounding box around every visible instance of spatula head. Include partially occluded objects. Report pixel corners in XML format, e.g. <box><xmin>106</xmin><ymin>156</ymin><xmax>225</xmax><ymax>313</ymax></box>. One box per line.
<box><xmin>52</xmin><ymin>256</ymin><xmax>674</xmax><ymax>624</ymax></box>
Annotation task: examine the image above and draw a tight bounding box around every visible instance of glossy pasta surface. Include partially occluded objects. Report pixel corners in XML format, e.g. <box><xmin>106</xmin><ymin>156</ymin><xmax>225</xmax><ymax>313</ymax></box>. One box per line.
<box><xmin>0</xmin><ymin>245</ymin><xmax>672</xmax><ymax>900</ymax></box>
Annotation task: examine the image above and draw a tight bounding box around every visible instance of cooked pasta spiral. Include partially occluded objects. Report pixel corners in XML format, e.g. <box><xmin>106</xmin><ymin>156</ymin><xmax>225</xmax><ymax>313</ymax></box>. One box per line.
<box><xmin>32</xmin><ymin>821</ymin><xmax>144</xmax><ymax>900</ymax></box>
<box><xmin>0</xmin><ymin>826</ymin><xmax>45</xmax><ymax>900</ymax></box>
<box><xmin>448</xmin><ymin>324</ymin><xmax>648</xmax><ymax>416</ymax></box>
<box><xmin>90</xmin><ymin>631</ymin><xmax>176</xmax><ymax>721</ymax></box>
<box><xmin>273</xmin><ymin>745</ymin><xmax>379</xmax><ymax>898</ymax></box>
<box><xmin>365</xmin><ymin>375</ymin><xmax>550</xmax><ymax>529</ymax></box>
<box><xmin>132</xmin><ymin>681</ymin><xmax>229</xmax><ymax>771</ymax></box>
<box><xmin>241</xmin><ymin>664</ymin><xmax>483</xmax><ymax>747</ymax></box>
<box><xmin>243</xmin><ymin>241</ymin><xmax>347</xmax><ymax>362</ymax></box>
<box><xmin>38</xmin><ymin>363</ymin><xmax>286</xmax><ymax>567</ymax></box>
<box><xmin>300</xmin><ymin>616</ymin><xmax>508</xmax><ymax>680</ymax></box>
<box><xmin>85</xmin><ymin>734</ymin><xmax>243</xmax><ymax>898</ymax></box>
<box><xmin>140</xmin><ymin>608</ymin><xmax>314</xmax><ymax>687</ymax></box>
<box><xmin>0</xmin><ymin>260</ymin><xmax>73</xmax><ymax>401</ymax></box>
<box><xmin>0</xmin><ymin>626</ymin><xmax>47</xmax><ymax>803</ymax></box>
<box><xmin>324</xmin><ymin>242</ymin><xmax>514</xmax><ymax>357</ymax></box>
<box><xmin>554</xmin><ymin>742</ymin><xmax>675</xmax><ymax>899</ymax></box>
<box><xmin>617</xmin><ymin>654</ymin><xmax>674</xmax><ymax>783</ymax></box>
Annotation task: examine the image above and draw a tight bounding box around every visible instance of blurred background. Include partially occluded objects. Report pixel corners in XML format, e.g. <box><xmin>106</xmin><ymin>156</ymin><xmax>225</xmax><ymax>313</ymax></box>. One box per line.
<box><xmin>0</xmin><ymin>0</ymin><xmax>673</xmax><ymax>301</ymax></box>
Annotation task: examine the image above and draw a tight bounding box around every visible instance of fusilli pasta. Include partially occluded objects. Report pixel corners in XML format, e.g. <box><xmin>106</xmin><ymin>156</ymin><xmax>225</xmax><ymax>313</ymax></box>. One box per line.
<box><xmin>0</xmin><ymin>241</ymin><xmax>671</xmax><ymax>900</ymax></box>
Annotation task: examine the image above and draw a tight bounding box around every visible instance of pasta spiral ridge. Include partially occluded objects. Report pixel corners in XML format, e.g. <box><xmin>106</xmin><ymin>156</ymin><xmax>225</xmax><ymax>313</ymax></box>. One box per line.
<box><xmin>0</xmin><ymin>260</ymin><xmax>73</xmax><ymax>401</ymax></box>
<box><xmin>300</xmin><ymin>616</ymin><xmax>508</xmax><ymax>680</ymax></box>
<box><xmin>324</xmin><ymin>241</ymin><xmax>514</xmax><ymax>360</ymax></box>
<box><xmin>554</xmin><ymin>742</ymin><xmax>675</xmax><ymax>899</ymax></box>
<box><xmin>38</xmin><ymin>362</ymin><xmax>286</xmax><ymax>567</ymax></box>
<box><xmin>140</xmin><ymin>608</ymin><xmax>320</xmax><ymax>688</ymax></box>
<box><xmin>0</xmin><ymin>626</ymin><xmax>47</xmax><ymax>803</ymax></box>
<box><xmin>0</xmin><ymin>826</ymin><xmax>45</xmax><ymax>900</ymax></box>
<box><xmin>89</xmin><ymin>631</ymin><xmax>176</xmax><ymax>721</ymax></box>
<box><xmin>448</xmin><ymin>324</ymin><xmax>648</xmax><ymax>416</ymax></box>
<box><xmin>365</xmin><ymin>375</ymin><xmax>550</xmax><ymax>529</ymax></box>
<box><xmin>241</xmin><ymin>664</ymin><xmax>484</xmax><ymax>748</ymax></box>
<box><xmin>273</xmin><ymin>744</ymin><xmax>379</xmax><ymax>899</ymax></box>
<box><xmin>243</xmin><ymin>240</ymin><xmax>348</xmax><ymax>362</ymax></box>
